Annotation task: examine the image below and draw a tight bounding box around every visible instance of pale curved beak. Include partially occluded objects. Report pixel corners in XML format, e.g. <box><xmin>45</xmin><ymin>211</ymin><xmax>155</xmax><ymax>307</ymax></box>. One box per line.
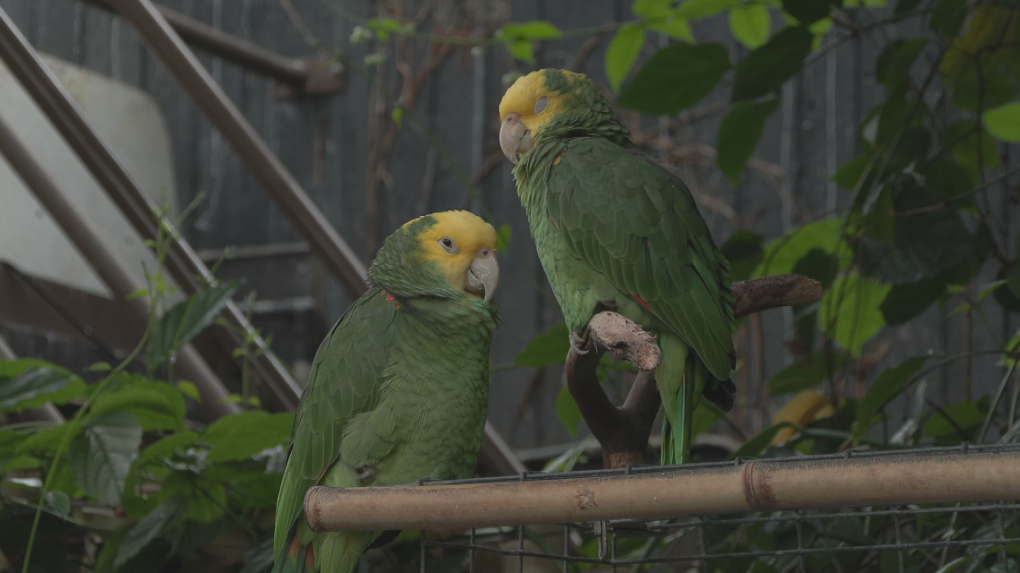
<box><xmin>465</xmin><ymin>248</ymin><xmax>499</xmax><ymax>303</ymax></box>
<box><xmin>499</xmin><ymin>112</ymin><xmax>533</xmax><ymax>165</ymax></box>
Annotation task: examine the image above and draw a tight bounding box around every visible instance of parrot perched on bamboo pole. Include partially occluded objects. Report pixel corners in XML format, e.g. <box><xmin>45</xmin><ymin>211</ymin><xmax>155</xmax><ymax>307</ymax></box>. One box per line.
<box><xmin>498</xmin><ymin>69</ymin><xmax>735</xmax><ymax>465</ymax></box>
<box><xmin>272</xmin><ymin>210</ymin><xmax>501</xmax><ymax>573</ymax></box>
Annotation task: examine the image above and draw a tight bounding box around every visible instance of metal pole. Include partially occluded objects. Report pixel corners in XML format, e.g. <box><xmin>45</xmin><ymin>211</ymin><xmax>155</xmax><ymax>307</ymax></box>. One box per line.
<box><xmin>0</xmin><ymin>331</ymin><xmax>65</xmax><ymax>423</ymax></box>
<box><xmin>108</xmin><ymin>0</ymin><xmax>369</xmax><ymax>298</ymax></box>
<box><xmin>0</xmin><ymin>113</ymin><xmax>239</xmax><ymax>419</ymax></box>
<box><xmin>0</xmin><ymin>6</ymin><xmax>303</xmax><ymax>411</ymax></box>
<box><xmin>79</xmin><ymin>0</ymin><xmax>317</xmax><ymax>87</ymax></box>
<box><xmin>305</xmin><ymin>449</ymin><xmax>1020</xmax><ymax>532</ymax></box>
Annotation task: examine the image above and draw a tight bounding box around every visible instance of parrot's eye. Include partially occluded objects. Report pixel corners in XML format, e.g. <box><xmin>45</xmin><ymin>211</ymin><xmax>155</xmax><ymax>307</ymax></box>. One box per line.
<box><xmin>438</xmin><ymin>237</ymin><xmax>458</xmax><ymax>253</ymax></box>
<box><xmin>533</xmin><ymin>96</ymin><xmax>549</xmax><ymax>114</ymax></box>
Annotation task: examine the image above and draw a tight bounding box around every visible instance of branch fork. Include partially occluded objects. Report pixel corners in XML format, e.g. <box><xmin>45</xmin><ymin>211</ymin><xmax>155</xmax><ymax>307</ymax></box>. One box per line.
<box><xmin>565</xmin><ymin>274</ymin><xmax>823</xmax><ymax>468</ymax></box>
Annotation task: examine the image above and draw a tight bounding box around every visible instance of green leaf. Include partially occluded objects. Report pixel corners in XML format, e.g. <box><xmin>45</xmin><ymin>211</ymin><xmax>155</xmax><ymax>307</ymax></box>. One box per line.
<box><xmin>514</xmin><ymin>322</ymin><xmax>570</xmax><ymax>368</ymax></box>
<box><xmin>720</xmin><ymin>230</ymin><xmax>764</xmax><ymax>281</ymax></box>
<box><xmin>924</xmin><ymin>400</ymin><xmax>985</xmax><ymax>438</ymax></box>
<box><xmin>605</xmin><ymin>23</ymin><xmax>647</xmax><ymax>93</ymax></box>
<box><xmin>754</xmin><ymin>218</ymin><xmax>851</xmax><ymax>277</ymax></box>
<box><xmin>17</xmin><ymin>419</ymin><xmax>81</xmax><ymax>455</ymax></box>
<box><xmin>855</xmin><ymin>356</ymin><xmax>928</xmax><ymax>434</ymax></box>
<box><xmin>146</xmin><ymin>280</ymin><xmax>242</xmax><ymax>372</ymax></box>
<box><xmin>859</xmin><ymin>186</ymin><xmax>895</xmax><ymax>246</ymax></box>
<box><xmin>0</xmin><ymin>363</ymin><xmax>86</xmax><ymax>412</ymax></box>
<box><xmin>673</xmin><ymin>0</ymin><xmax>745</xmax><ymax>18</ymax></box>
<box><xmin>984</xmin><ymin>102</ymin><xmax>1020</xmax><ymax>142</ymax></box>
<box><xmin>620</xmin><ymin>43</ymin><xmax>731</xmax><ymax>115</ymax></box>
<box><xmin>555</xmin><ymin>386</ymin><xmax>582</xmax><ymax>438</ymax></box>
<box><xmin>507</xmin><ymin>39</ymin><xmax>534</xmax><ymax>64</ymax></box>
<box><xmin>202</xmin><ymin>411</ymin><xmax>294</xmax><ymax>462</ymax></box>
<box><xmin>948</xmin><ymin>120</ymin><xmax>999</xmax><ymax>170</ymax></box>
<box><xmin>817</xmin><ymin>273</ymin><xmax>891</xmax><ymax>357</ymax></box>
<box><xmin>782</xmin><ymin>0</ymin><xmax>832</xmax><ymax>24</ymax></box>
<box><xmin>176</xmin><ymin>381</ymin><xmax>201</xmax><ymax>402</ymax></box>
<box><xmin>856</xmin><ymin>181</ymin><xmax>976</xmax><ymax>284</ymax></box>
<box><xmin>88</xmin><ymin>380</ymin><xmax>186</xmax><ymax>431</ymax></box>
<box><xmin>136</xmin><ymin>430</ymin><xmax>199</xmax><ymax>466</ymax></box>
<box><xmin>929</xmin><ymin>0</ymin><xmax>968</xmax><ymax>37</ymax></box>
<box><xmin>69</xmin><ymin>411</ymin><xmax>143</xmax><ymax>506</ymax></box>
<box><xmin>731</xmin><ymin>26</ymin><xmax>813</xmax><ymax>101</ymax></box>
<box><xmin>497</xmin><ymin>20</ymin><xmax>563</xmax><ymax>41</ymax></box>
<box><xmin>115</xmin><ymin>495</ymin><xmax>186</xmax><ymax>568</ymax></box>
<box><xmin>716</xmin><ymin>97</ymin><xmax>779</xmax><ymax>185</ymax></box>
<box><xmin>390</xmin><ymin>106</ymin><xmax>404</xmax><ymax>127</ymax></box>
<box><xmin>768</xmin><ymin>352</ymin><xmax>852</xmax><ymax>395</ymax></box>
<box><xmin>881</xmin><ymin>278</ymin><xmax>947</xmax><ymax>325</ymax></box>
<box><xmin>649</xmin><ymin>15</ymin><xmax>693</xmax><ymax>41</ymax></box>
<box><xmin>632</xmin><ymin>0</ymin><xmax>672</xmax><ymax>17</ymax></box>
<box><xmin>917</xmin><ymin>159</ymin><xmax>977</xmax><ymax>203</ymax></box>
<box><xmin>950</xmin><ymin>70</ymin><xmax>1019</xmax><ymax>113</ymax></box>
<box><xmin>832</xmin><ymin>155</ymin><xmax>874</xmax><ymax>192</ymax></box>
<box><xmin>45</xmin><ymin>490</ymin><xmax>71</xmax><ymax>520</ymax></box>
<box><xmin>161</xmin><ymin>471</ymin><xmax>227</xmax><ymax>522</ymax></box>
<box><xmin>495</xmin><ymin>224</ymin><xmax>512</xmax><ymax>253</ymax></box>
<box><xmin>895</xmin><ymin>0</ymin><xmax>923</xmax><ymax>16</ymax></box>
<box><xmin>875</xmin><ymin>38</ymin><xmax>928</xmax><ymax>91</ymax></box>
<box><xmin>729</xmin><ymin>4</ymin><xmax>771</xmax><ymax>49</ymax></box>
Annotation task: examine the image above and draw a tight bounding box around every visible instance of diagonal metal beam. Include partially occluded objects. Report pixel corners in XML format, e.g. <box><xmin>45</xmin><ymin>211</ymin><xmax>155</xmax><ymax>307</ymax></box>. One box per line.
<box><xmin>0</xmin><ymin>112</ymin><xmax>238</xmax><ymax>419</ymax></box>
<box><xmin>107</xmin><ymin>0</ymin><xmax>524</xmax><ymax>475</ymax></box>
<box><xmin>0</xmin><ymin>5</ymin><xmax>303</xmax><ymax>411</ymax></box>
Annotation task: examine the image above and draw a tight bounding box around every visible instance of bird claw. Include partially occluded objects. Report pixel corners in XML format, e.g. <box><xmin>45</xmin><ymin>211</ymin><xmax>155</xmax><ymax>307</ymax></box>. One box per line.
<box><xmin>569</xmin><ymin>330</ymin><xmax>590</xmax><ymax>355</ymax></box>
<box><xmin>356</xmin><ymin>464</ymin><xmax>377</xmax><ymax>484</ymax></box>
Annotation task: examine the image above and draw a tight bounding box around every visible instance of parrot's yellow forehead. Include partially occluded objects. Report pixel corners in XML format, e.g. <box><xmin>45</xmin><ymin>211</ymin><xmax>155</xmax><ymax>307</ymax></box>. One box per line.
<box><xmin>402</xmin><ymin>211</ymin><xmax>497</xmax><ymax>287</ymax></box>
<box><xmin>499</xmin><ymin>69</ymin><xmax>585</xmax><ymax>132</ymax></box>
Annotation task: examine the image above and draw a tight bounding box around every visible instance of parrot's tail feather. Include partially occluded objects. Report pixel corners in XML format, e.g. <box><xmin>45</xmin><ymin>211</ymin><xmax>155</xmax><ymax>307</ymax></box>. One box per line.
<box><xmin>272</xmin><ymin>529</ymin><xmax>314</xmax><ymax>573</ymax></box>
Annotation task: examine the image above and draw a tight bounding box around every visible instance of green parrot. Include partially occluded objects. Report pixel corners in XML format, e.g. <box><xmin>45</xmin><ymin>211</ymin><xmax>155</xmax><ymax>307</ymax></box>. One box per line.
<box><xmin>498</xmin><ymin>69</ymin><xmax>735</xmax><ymax>465</ymax></box>
<box><xmin>272</xmin><ymin>210</ymin><xmax>501</xmax><ymax>573</ymax></box>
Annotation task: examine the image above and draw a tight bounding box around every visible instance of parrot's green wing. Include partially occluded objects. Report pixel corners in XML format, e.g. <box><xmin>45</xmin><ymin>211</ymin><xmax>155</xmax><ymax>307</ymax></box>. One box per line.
<box><xmin>545</xmin><ymin>137</ymin><xmax>735</xmax><ymax>380</ymax></box>
<box><xmin>273</xmin><ymin>288</ymin><xmax>396</xmax><ymax>559</ymax></box>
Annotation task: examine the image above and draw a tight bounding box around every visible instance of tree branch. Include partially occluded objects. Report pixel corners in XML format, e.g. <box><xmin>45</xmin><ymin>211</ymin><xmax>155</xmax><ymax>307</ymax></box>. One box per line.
<box><xmin>565</xmin><ymin>274</ymin><xmax>822</xmax><ymax>468</ymax></box>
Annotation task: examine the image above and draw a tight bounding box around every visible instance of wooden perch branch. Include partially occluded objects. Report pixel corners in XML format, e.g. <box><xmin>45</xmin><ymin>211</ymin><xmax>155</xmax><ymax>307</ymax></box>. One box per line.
<box><xmin>567</xmin><ymin>273</ymin><xmax>822</xmax><ymax>468</ymax></box>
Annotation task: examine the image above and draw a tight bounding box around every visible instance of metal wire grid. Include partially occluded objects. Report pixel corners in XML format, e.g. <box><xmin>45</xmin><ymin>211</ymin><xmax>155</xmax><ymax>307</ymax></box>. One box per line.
<box><xmin>413</xmin><ymin>444</ymin><xmax>1020</xmax><ymax>572</ymax></box>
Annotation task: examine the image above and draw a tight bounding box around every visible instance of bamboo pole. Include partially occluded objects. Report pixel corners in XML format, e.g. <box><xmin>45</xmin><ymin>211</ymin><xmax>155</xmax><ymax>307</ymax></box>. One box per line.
<box><xmin>305</xmin><ymin>449</ymin><xmax>1020</xmax><ymax>532</ymax></box>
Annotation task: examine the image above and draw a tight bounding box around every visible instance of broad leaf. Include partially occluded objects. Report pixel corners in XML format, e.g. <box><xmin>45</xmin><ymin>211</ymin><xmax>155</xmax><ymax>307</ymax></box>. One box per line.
<box><xmin>856</xmin><ymin>181</ymin><xmax>975</xmax><ymax>284</ymax></box>
<box><xmin>88</xmin><ymin>379</ymin><xmax>187</xmax><ymax>431</ymax></box>
<box><xmin>202</xmin><ymin>411</ymin><xmax>294</xmax><ymax>462</ymax></box>
<box><xmin>876</xmin><ymin>38</ymin><xmax>928</xmax><ymax>92</ymax></box>
<box><xmin>924</xmin><ymin>400</ymin><xmax>985</xmax><ymax>439</ymax></box>
<box><xmin>605</xmin><ymin>23</ymin><xmax>647</xmax><ymax>92</ymax></box>
<box><xmin>855</xmin><ymin>356</ymin><xmax>929</xmax><ymax>434</ymax></box>
<box><xmin>620</xmin><ymin>43</ymin><xmax>731</xmax><ymax>115</ymax></box>
<box><xmin>514</xmin><ymin>322</ymin><xmax>570</xmax><ymax>368</ymax></box>
<box><xmin>136</xmin><ymin>430</ymin><xmax>199</xmax><ymax>466</ymax></box>
<box><xmin>729</xmin><ymin>4</ymin><xmax>771</xmax><ymax>49</ymax></box>
<box><xmin>929</xmin><ymin>0</ymin><xmax>968</xmax><ymax>37</ymax></box>
<box><xmin>716</xmin><ymin>97</ymin><xmax>779</xmax><ymax>185</ymax></box>
<box><xmin>754</xmin><ymin>218</ymin><xmax>851</xmax><ymax>277</ymax></box>
<box><xmin>161</xmin><ymin>471</ymin><xmax>228</xmax><ymax>522</ymax></box>
<box><xmin>673</xmin><ymin>0</ymin><xmax>744</xmax><ymax>18</ymax></box>
<box><xmin>881</xmin><ymin>278</ymin><xmax>947</xmax><ymax>325</ymax></box>
<box><xmin>948</xmin><ymin>120</ymin><xmax>999</xmax><ymax>170</ymax></box>
<box><xmin>817</xmin><ymin>273</ymin><xmax>890</xmax><ymax>357</ymax></box>
<box><xmin>731</xmin><ymin>26</ymin><xmax>813</xmax><ymax>101</ymax></box>
<box><xmin>69</xmin><ymin>411</ymin><xmax>143</xmax><ymax>506</ymax></box>
<box><xmin>146</xmin><ymin>280</ymin><xmax>241</xmax><ymax>372</ymax></box>
<box><xmin>0</xmin><ymin>362</ymin><xmax>86</xmax><ymax>412</ymax></box>
<box><xmin>115</xmin><ymin>495</ymin><xmax>186</xmax><ymax>568</ymax></box>
<box><xmin>720</xmin><ymin>230</ymin><xmax>764</xmax><ymax>281</ymax></box>
<box><xmin>783</xmin><ymin>0</ymin><xmax>833</xmax><ymax>24</ymax></box>
<box><xmin>984</xmin><ymin>102</ymin><xmax>1020</xmax><ymax>142</ymax></box>
<box><xmin>496</xmin><ymin>20</ymin><xmax>563</xmax><ymax>41</ymax></box>
<box><xmin>768</xmin><ymin>352</ymin><xmax>852</xmax><ymax>395</ymax></box>
<box><xmin>730</xmin><ymin>422</ymin><xmax>797</xmax><ymax>459</ymax></box>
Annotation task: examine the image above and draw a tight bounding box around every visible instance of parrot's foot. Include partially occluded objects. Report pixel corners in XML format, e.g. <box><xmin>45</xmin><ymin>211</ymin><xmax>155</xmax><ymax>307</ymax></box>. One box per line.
<box><xmin>569</xmin><ymin>329</ymin><xmax>591</xmax><ymax>355</ymax></box>
<box><xmin>356</xmin><ymin>464</ymin><xmax>377</xmax><ymax>485</ymax></box>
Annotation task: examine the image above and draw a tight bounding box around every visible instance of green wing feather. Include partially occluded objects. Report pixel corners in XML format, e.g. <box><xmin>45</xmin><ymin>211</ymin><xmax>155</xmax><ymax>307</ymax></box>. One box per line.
<box><xmin>273</xmin><ymin>288</ymin><xmax>396</xmax><ymax>560</ymax></box>
<box><xmin>544</xmin><ymin>137</ymin><xmax>735</xmax><ymax>380</ymax></box>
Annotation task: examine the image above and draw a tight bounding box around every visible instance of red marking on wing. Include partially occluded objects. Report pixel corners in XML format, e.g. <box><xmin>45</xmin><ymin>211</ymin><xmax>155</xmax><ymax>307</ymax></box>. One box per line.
<box><xmin>634</xmin><ymin>295</ymin><xmax>652</xmax><ymax>311</ymax></box>
<box><xmin>287</xmin><ymin>536</ymin><xmax>302</xmax><ymax>559</ymax></box>
<box><xmin>382</xmin><ymin>289</ymin><xmax>396</xmax><ymax>303</ymax></box>
<box><xmin>304</xmin><ymin>545</ymin><xmax>315</xmax><ymax>569</ymax></box>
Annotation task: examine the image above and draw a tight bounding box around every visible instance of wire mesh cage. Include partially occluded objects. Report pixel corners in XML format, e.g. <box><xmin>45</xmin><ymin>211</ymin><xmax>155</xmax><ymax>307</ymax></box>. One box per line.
<box><xmin>366</xmin><ymin>445</ymin><xmax>1020</xmax><ymax>573</ymax></box>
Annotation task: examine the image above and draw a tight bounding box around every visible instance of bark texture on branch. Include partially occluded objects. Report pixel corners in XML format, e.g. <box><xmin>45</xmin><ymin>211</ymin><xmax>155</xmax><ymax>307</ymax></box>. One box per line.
<box><xmin>566</xmin><ymin>274</ymin><xmax>822</xmax><ymax>468</ymax></box>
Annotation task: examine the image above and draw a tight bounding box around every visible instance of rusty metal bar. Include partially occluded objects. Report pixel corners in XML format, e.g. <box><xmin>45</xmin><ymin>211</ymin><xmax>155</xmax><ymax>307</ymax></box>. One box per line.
<box><xmin>80</xmin><ymin>0</ymin><xmax>313</xmax><ymax>87</ymax></box>
<box><xmin>304</xmin><ymin>450</ymin><xmax>1020</xmax><ymax>532</ymax></box>
<box><xmin>0</xmin><ymin>330</ymin><xmax>66</xmax><ymax>423</ymax></box>
<box><xmin>0</xmin><ymin>6</ymin><xmax>302</xmax><ymax>411</ymax></box>
<box><xmin>0</xmin><ymin>112</ymin><xmax>238</xmax><ymax>419</ymax></box>
<box><xmin>108</xmin><ymin>0</ymin><xmax>368</xmax><ymax>298</ymax></box>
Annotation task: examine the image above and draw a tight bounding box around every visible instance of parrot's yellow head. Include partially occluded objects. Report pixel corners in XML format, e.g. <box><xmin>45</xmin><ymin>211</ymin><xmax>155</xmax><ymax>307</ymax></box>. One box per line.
<box><xmin>498</xmin><ymin>69</ymin><xmax>625</xmax><ymax>165</ymax></box>
<box><xmin>369</xmin><ymin>210</ymin><xmax>500</xmax><ymax>304</ymax></box>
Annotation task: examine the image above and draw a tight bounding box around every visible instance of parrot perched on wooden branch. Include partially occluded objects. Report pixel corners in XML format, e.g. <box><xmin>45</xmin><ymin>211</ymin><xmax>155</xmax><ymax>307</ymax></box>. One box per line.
<box><xmin>498</xmin><ymin>69</ymin><xmax>735</xmax><ymax>465</ymax></box>
<box><xmin>272</xmin><ymin>210</ymin><xmax>501</xmax><ymax>573</ymax></box>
